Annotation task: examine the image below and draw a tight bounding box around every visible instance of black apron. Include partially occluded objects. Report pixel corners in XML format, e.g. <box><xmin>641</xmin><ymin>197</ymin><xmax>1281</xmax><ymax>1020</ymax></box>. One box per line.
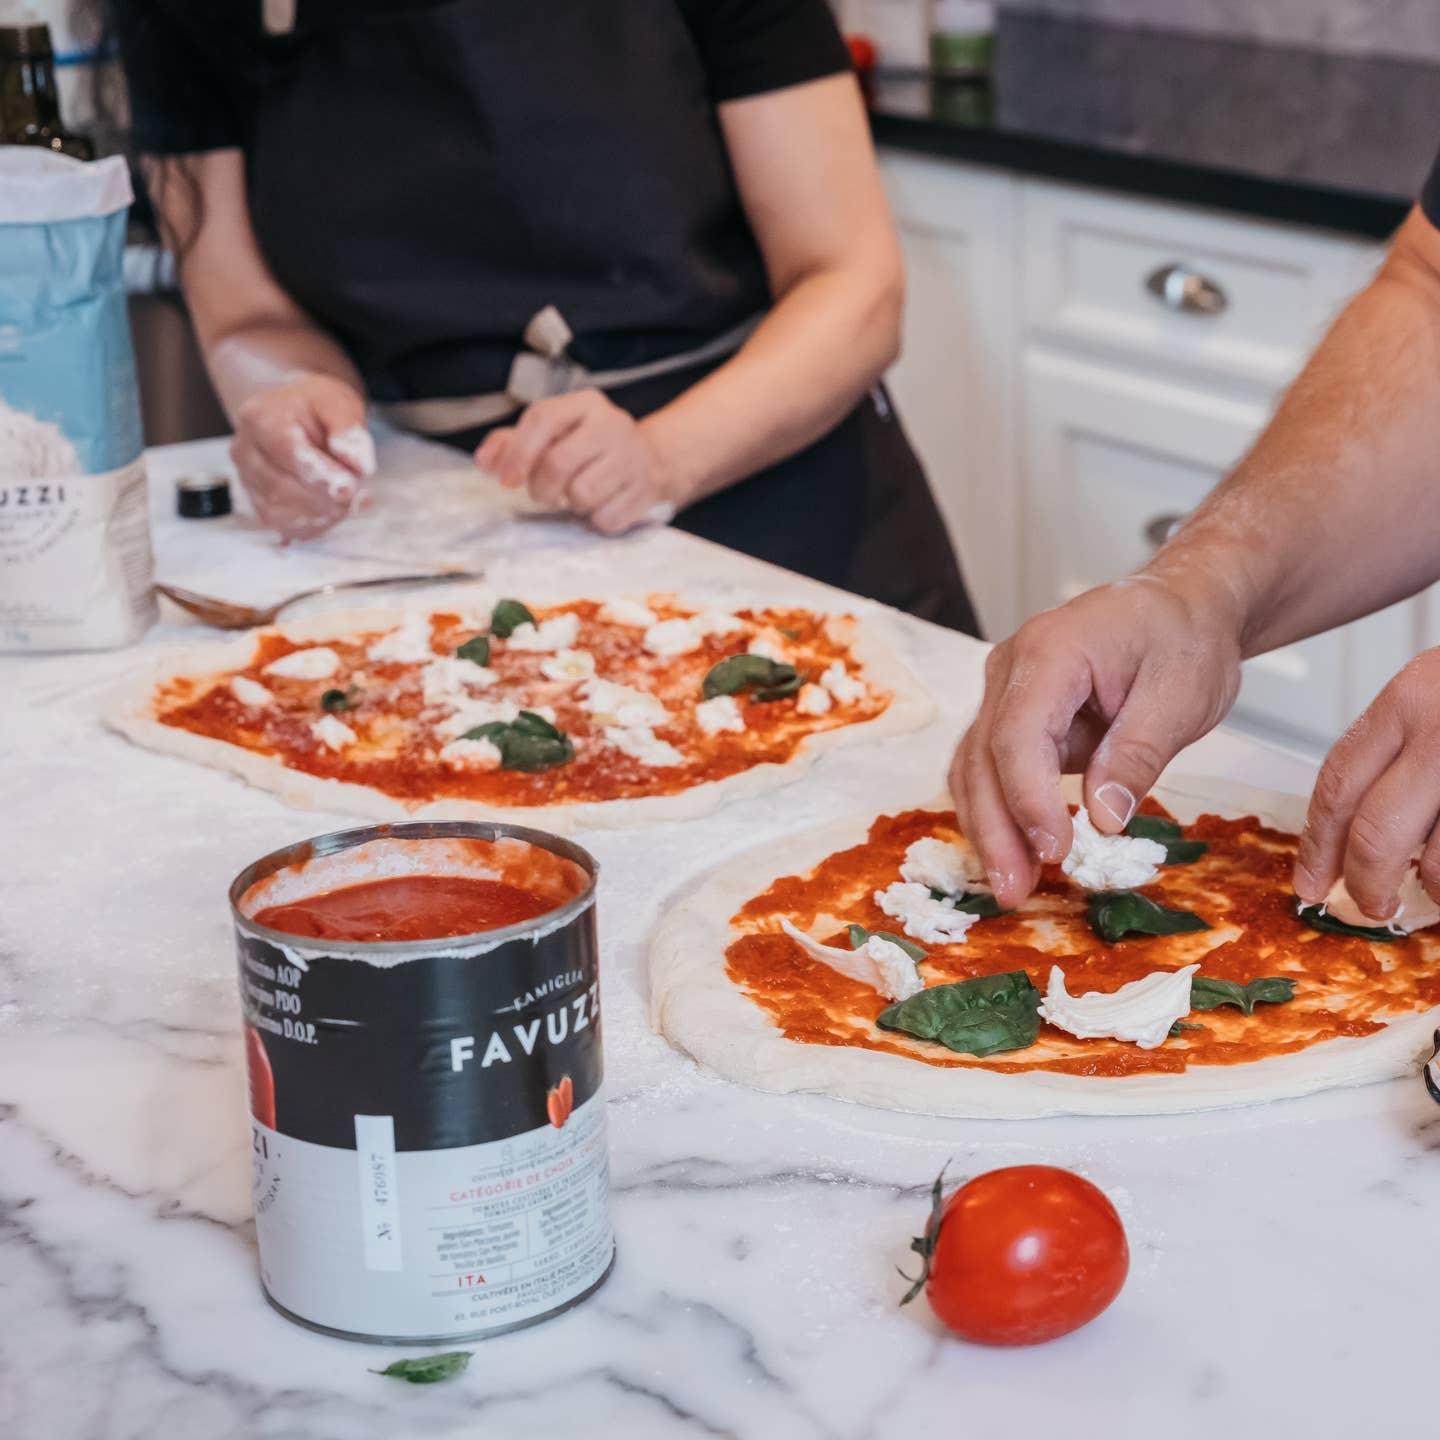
<box><xmin>243</xmin><ymin>0</ymin><xmax>979</xmax><ymax>634</ymax></box>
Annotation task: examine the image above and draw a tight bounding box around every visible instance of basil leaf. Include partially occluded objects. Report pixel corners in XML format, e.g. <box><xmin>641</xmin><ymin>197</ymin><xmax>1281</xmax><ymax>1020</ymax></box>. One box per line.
<box><xmin>455</xmin><ymin>635</ymin><xmax>490</xmax><ymax>666</ymax></box>
<box><xmin>462</xmin><ymin>713</ymin><xmax>574</xmax><ymax>772</ymax></box>
<box><xmin>370</xmin><ymin>1351</ymin><xmax>472</xmax><ymax>1384</ymax></box>
<box><xmin>490</xmin><ymin>598</ymin><xmax>535</xmax><ymax>639</ymax></box>
<box><xmin>846</xmin><ymin>923</ymin><xmax>926</xmax><ymax>963</ymax></box>
<box><xmin>1087</xmin><ymin>890</ymin><xmax>1209</xmax><ymax>943</ymax></box>
<box><xmin>1296</xmin><ymin>904</ymin><xmax>1403</xmax><ymax>943</ymax></box>
<box><xmin>320</xmin><ymin>687</ymin><xmax>358</xmax><ymax>712</ymax></box>
<box><xmin>954</xmin><ymin>891</ymin><xmax>1006</xmax><ymax>917</ymax></box>
<box><xmin>1169</xmin><ymin>1020</ymin><xmax>1207</xmax><ymax>1036</ymax></box>
<box><xmin>1125</xmin><ymin>814</ymin><xmax>1208</xmax><ymax>865</ymax></box>
<box><xmin>1190</xmin><ymin>975</ymin><xmax>1296</xmax><ymax>1015</ymax></box>
<box><xmin>876</xmin><ymin>970</ymin><xmax>1041</xmax><ymax>1057</ymax></box>
<box><xmin>701</xmin><ymin>654</ymin><xmax>800</xmax><ymax>702</ymax></box>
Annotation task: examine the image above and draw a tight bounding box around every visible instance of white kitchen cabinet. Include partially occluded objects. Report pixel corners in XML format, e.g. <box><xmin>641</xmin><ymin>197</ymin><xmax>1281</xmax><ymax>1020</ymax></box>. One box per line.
<box><xmin>1020</xmin><ymin>348</ymin><xmax>1417</xmax><ymax>747</ymax></box>
<box><xmin>881</xmin><ymin>144</ymin><xmax>1408</xmax><ymax>750</ymax></box>
<box><xmin>881</xmin><ymin>153</ymin><xmax>1023</xmax><ymax>639</ymax></box>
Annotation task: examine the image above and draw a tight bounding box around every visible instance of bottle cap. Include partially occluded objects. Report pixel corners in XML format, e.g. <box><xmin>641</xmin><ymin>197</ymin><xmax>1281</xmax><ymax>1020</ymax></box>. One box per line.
<box><xmin>176</xmin><ymin>474</ymin><xmax>232</xmax><ymax>519</ymax></box>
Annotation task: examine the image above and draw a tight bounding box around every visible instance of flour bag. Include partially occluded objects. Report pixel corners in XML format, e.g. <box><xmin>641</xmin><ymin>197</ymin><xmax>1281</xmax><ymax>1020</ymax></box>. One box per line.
<box><xmin>0</xmin><ymin>148</ymin><xmax>156</xmax><ymax>651</ymax></box>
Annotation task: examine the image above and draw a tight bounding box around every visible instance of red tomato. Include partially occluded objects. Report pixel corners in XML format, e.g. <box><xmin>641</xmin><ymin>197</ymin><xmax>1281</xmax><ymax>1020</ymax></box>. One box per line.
<box><xmin>905</xmin><ymin>1165</ymin><xmax>1128</xmax><ymax>1345</ymax></box>
<box><xmin>245</xmin><ymin>1024</ymin><xmax>277</xmax><ymax>1129</ymax></box>
<box><xmin>846</xmin><ymin>34</ymin><xmax>878</xmax><ymax>71</ymax></box>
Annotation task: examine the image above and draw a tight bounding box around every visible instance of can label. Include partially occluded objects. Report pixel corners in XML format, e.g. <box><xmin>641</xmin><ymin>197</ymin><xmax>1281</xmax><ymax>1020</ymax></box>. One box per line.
<box><xmin>237</xmin><ymin>888</ymin><xmax>612</xmax><ymax>1341</ymax></box>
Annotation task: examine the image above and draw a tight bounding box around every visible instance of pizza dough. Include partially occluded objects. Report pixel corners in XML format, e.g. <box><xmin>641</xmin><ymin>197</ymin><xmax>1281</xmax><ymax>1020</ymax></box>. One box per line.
<box><xmin>104</xmin><ymin>593</ymin><xmax>934</xmax><ymax>832</ymax></box>
<box><xmin>647</xmin><ymin>775</ymin><xmax>1440</xmax><ymax>1117</ymax></box>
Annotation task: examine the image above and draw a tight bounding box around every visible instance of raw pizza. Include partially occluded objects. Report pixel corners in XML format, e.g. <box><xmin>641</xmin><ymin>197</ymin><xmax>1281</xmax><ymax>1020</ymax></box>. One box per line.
<box><xmin>649</xmin><ymin>777</ymin><xmax>1440</xmax><ymax>1115</ymax></box>
<box><xmin>106</xmin><ymin>592</ymin><xmax>932</xmax><ymax>828</ymax></box>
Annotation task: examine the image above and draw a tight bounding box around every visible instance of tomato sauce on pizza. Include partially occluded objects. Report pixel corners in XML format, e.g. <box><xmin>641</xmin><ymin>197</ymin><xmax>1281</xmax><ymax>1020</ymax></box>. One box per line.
<box><xmin>725</xmin><ymin>806</ymin><xmax>1440</xmax><ymax>1076</ymax></box>
<box><xmin>150</xmin><ymin>598</ymin><xmax>890</xmax><ymax>807</ymax></box>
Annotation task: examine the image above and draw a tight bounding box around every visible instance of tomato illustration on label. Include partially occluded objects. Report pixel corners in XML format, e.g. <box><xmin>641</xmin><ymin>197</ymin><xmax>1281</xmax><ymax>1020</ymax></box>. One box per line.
<box><xmin>546</xmin><ymin>1075</ymin><xmax>574</xmax><ymax>1128</ymax></box>
<box><xmin>245</xmin><ymin>1024</ymin><xmax>277</xmax><ymax>1128</ymax></box>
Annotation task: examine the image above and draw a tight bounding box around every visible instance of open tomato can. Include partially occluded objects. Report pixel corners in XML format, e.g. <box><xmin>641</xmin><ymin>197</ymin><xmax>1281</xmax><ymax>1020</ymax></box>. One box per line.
<box><xmin>229</xmin><ymin>821</ymin><xmax>613</xmax><ymax>1344</ymax></box>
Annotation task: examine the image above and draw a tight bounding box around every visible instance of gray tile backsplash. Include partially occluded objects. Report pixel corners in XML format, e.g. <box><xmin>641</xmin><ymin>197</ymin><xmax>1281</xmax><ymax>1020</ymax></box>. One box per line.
<box><xmin>991</xmin><ymin>0</ymin><xmax>1440</xmax><ymax>63</ymax></box>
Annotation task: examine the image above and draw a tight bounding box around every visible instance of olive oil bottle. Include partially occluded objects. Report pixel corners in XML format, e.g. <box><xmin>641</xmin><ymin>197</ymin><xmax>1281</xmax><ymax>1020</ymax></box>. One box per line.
<box><xmin>0</xmin><ymin>13</ymin><xmax>93</xmax><ymax>158</ymax></box>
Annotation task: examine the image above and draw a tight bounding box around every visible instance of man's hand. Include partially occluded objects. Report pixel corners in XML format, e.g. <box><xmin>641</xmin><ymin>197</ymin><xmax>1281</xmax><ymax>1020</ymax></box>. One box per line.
<box><xmin>476</xmin><ymin>390</ymin><xmax>682</xmax><ymax>535</ymax></box>
<box><xmin>949</xmin><ymin>574</ymin><xmax>1244</xmax><ymax>906</ymax></box>
<box><xmin>1295</xmin><ymin>648</ymin><xmax>1440</xmax><ymax>919</ymax></box>
<box><xmin>230</xmin><ymin>376</ymin><xmax>372</xmax><ymax>541</ymax></box>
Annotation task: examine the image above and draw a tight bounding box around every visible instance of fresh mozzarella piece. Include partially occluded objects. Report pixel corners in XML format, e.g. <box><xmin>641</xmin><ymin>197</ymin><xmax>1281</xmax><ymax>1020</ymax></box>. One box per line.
<box><xmin>421</xmin><ymin>657</ymin><xmax>497</xmax><ymax>708</ymax></box>
<box><xmin>604</xmin><ymin>725</ymin><xmax>685</xmax><ymax>767</ymax></box>
<box><xmin>1061</xmin><ymin>807</ymin><xmax>1167</xmax><ymax>891</ymax></box>
<box><xmin>436</xmin><ymin>698</ymin><xmax>521</xmax><ymax>740</ymax></box>
<box><xmin>874</xmin><ymin>882</ymin><xmax>982</xmax><ymax>944</ymax></box>
<box><xmin>1323</xmin><ymin>868</ymin><xmax>1440</xmax><ymax>934</ymax></box>
<box><xmin>1038</xmin><ymin>963</ymin><xmax>1200</xmax><ymax>1050</ymax></box>
<box><xmin>819</xmin><ymin>659</ymin><xmax>866</xmax><ymax>705</ymax></box>
<box><xmin>580</xmin><ymin>677</ymin><xmax>668</xmax><ymax>728</ymax></box>
<box><xmin>366</xmin><ymin>615</ymin><xmax>434</xmax><ymax>664</ymax></box>
<box><xmin>900</xmin><ymin>836</ymin><xmax>987</xmax><ymax>896</ymax></box>
<box><xmin>794</xmin><ymin>683</ymin><xmax>832</xmax><ymax>717</ymax></box>
<box><xmin>439</xmin><ymin>736</ymin><xmax>503</xmax><ymax>768</ymax></box>
<box><xmin>693</xmin><ymin>610</ymin><xmax>744</xmax><ymax>636</ymax></box>
<box><xmin>230</xmin><ymin>676</ymin><xmax>273</xmax><ymax>708</ymax></box>
<box><xmin>748</xmin><ymin>633</ymin><xmax>789</xmax><ymax>664</ymax></box>
<box><xmin>263</xmin><ymin>646</ymin><xmax>341</xmax><ymax>681</ymax></box>
<box><xmin>540</xmin><ymin>648</ymin><xmax>597</xmax><ymax>683</ymax></box>
<box><xmin>311</xmin><ymin>714</ymin><xmax>357</xmax><ymax>751</ymax></box>
<box><xmin>506</xmin><ymin>613</ymin><xmax>581</xmax><ymax>652</ymax></box>
<box><xmin>599</xmin><ymin>597</ymin><xmax>657</xmax><ymax>628</ymax></box>
<box><xmin>643</xmin><ymin>617</ymin><xmax>704</xmax><ymax>657</ymax></box>
<box><xmin>778</xmin><ymin>918</ymin><xmax>924</xmax><ymax>1001</ymax></box>
<box><xmin>695</xmin><ymin>694</ymin><xmax>745</xmax><ymax>735</ymax></box>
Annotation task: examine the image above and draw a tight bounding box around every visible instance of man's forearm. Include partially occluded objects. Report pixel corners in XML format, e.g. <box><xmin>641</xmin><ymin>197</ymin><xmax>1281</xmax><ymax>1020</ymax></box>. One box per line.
<box><xmin>639</xmin><ymin>262</ymin><xmax>900</xmax><ymax>506</ymax></box>
<box><xmin>1145</xmin><ymin>207</ymin><xmax>1440</xmax><ymax>658</ymax></box>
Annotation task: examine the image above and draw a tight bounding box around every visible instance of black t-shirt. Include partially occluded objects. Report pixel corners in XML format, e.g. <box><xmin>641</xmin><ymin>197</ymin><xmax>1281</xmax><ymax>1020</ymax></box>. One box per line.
<box><xmin>113</xmin><ymin>0</ymin><xmax>852</xmax><ymax>155</ymax></box>
<box><xmin>1422</xmin><ymin>155</ymin><xmax>1440</xmax><ymax>229</ymax></box>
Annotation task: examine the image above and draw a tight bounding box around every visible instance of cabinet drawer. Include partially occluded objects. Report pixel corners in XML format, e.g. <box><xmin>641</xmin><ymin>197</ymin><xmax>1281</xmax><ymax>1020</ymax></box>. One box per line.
<box><xmin>1021</xmin><ymin>350</ymin><xmax>1414</xmax><ymax>746</ymax></box>
<box><xmin>1022</xmin><ymin>181</ymin><xmax>1380</xmax><ymax>392</ymax></box>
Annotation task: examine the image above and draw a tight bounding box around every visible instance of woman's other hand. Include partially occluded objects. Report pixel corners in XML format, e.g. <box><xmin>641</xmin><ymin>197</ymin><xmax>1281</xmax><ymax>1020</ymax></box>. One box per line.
<box><xmin>230</xmin><ymin>376</ymin><xmax>374</xmax><ymax>542</ymax></box>
<box><xmin>476</xmin><ymin>389</ymin><xmax>681</xmax><ymax>535</ymax></box>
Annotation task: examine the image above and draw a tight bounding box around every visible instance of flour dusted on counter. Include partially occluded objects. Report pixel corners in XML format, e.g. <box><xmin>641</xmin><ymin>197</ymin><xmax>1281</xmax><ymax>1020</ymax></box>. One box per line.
<box><xmin>0</xmin><ymin>151</ymin><xmax>156</xmax><ymax>652</ymax></box>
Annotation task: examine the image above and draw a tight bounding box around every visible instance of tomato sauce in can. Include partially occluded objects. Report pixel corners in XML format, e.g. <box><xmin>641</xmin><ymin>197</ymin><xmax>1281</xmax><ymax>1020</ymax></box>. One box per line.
<box><xmin>229</xmin><ymin>821</ymin><xmax>613</xmax><ymax>1343</ymax></box>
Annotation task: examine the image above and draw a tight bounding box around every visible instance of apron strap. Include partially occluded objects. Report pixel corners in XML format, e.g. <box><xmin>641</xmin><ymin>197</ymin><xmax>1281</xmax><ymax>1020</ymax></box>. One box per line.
<box><xmin>379</xmin><ymin>309</ymin><xmax>763</xmax><ymax>437</ymax></box>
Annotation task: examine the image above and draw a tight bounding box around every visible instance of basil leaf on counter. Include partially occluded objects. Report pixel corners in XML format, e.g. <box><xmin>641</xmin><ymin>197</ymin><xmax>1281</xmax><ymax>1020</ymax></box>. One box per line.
<box><xmin>701</xmin><ymin>654</ymin><xmax>801</xmax><ymax>702</ymax></box>
<box><xmin>1296</xmin><ymin>904</ymin><xmax>1403</xmax><ymax>943</ymax></box>
<box><xmin>455</xmin><ymin>635</ymin><xmax>491</xmax><ymax>666</ymax></box>
<box><xmin>320</xmin><ymin>686</ymin><xmax>358</xmax><ymax>712</ymax></box>
<box><xmin>846</xmin><ymin>923</ymin><xmax>926</xmax><ymax>963</ymax></box>
<box><xmin>876</xmin><ymin>970</ymin><xmax>1041</xmax><ymax>1057</ymax></box>
<box><xmin>370</xmin><ymin>1351</ymin><xmax>472</xmax><ymax>1384</ymax></box>
<box><xmin>1125</xmin><ymin>814</ymin><xmax>1207</xmax><ymax>865</ymax></box>
<box><xmin>463</xmin><ymin>710</ymin><xmax>574</xmax><ymax>773</ymax></box>
<box><xmin>489</xmin><ymin>598</ymin><xmax>535</xmax><ymax>639</ymax></box>
<box><xmin>1190</xmin><ymin>975</ymin><xmax>1296</xmax><ymax>1015</ymax></box>
<box><xmin>1087</xmin><ymin>890</ymin><xmax>1209</xmax><ymax>943</ymax></box>
<box><xmin>927</xmin><ymin>888</ymin><xmax>1006</xmax><ymax>917</ymax></box>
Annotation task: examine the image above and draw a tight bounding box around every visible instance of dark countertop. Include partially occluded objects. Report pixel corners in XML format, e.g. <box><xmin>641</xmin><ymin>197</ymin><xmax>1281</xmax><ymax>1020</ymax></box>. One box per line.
<box><xmin>868</xmin><ymin>12</ymin><xmax>1440</xmax><ymax>239</ymax></box>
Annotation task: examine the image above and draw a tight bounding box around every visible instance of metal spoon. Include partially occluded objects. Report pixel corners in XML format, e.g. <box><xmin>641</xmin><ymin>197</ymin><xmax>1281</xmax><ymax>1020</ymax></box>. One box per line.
<box><xmin>155</xmin><ymin>570</ymin><xmax>487</xmax><ymax>630</ymax></box>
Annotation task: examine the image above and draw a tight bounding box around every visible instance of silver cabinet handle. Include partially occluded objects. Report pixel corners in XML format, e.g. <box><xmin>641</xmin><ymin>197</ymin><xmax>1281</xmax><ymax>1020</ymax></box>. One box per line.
<box><xmin>1145</xmin><ymin>263</ymin><xmax>1228</xmax><ymax>316</ymax></box>
<box><xmin>1144</xmin><ymin>512</ymin><xmax>1187</xmax><ymax>548</ymax></box>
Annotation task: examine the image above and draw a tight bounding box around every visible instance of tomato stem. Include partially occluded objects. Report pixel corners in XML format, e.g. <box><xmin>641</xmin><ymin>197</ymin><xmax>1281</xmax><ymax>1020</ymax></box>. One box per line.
<box><xmin>898</xmin><ymin>1163</ymin><xmax>951</xmax><ymax>1306</ymax></box>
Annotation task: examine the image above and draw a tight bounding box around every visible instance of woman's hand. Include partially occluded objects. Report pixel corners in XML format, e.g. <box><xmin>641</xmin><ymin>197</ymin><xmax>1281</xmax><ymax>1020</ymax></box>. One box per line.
<box><xmin>230</xmin><ymin>376</ymin><xmax>374</xmax><ymax>542</ymax></box>
<box><xmin>950</xmin><ymin>573</ymin><xmax>1245</xmax><ymax>906</ymax></box>
<box><xmin>475</xmin><ymin>390</ymin><xmax>682</xmax><ymax>535</ymax></box>
<box><xmin>1295</xmin><ymin>649</ymin><xmax>1440</xmax><ymax>918</ymax></box>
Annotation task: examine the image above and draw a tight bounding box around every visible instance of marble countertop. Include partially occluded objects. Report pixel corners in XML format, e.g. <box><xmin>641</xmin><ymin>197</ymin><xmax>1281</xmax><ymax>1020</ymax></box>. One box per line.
<box><xmin>3</xmin><ymin>435</ymin><xmax>1435</xmax><ymax>1439</ymax></box>
<box><xmin>870</xmin><ymin>11</ymin><xmax>1440</xmax><ymax>237</ymax></box>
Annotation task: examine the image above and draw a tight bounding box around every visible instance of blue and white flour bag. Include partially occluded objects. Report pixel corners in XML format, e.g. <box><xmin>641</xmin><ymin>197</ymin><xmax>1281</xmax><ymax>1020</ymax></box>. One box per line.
<box><xmin>0</xmin><ymin>148</ymin><xmax>156</xmax><ymax>651</ymax></box>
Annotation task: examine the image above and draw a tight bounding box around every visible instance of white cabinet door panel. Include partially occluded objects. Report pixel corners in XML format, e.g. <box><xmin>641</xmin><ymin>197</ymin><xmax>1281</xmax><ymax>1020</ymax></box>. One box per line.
<box><xmin>1021</xmin><ymin>349</ymin><xmax>1413</xmax><ymax>746</ymax></box>
<box><xmin>881</xmin><ymin>151</ymin><xmax>1022</xmax><ymax>638</ymax></box>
